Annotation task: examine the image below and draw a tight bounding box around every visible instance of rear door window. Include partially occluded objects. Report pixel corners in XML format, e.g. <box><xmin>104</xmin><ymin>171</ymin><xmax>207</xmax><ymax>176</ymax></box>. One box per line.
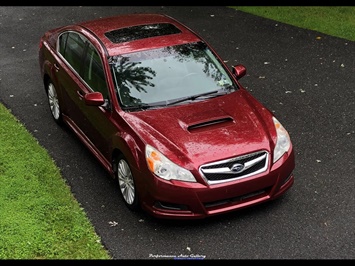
<box><xmin>58</xmin><ymin>32</ymin><xmax>87</xmax><ymax>74</ymax></box>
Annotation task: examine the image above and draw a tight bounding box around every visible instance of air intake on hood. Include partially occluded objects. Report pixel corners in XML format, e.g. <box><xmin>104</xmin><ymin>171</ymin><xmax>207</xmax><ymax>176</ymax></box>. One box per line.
<box><xmin>187</xmin><ymin>117</ymin><xmax>233</xmax><ymax>132</ymax></box>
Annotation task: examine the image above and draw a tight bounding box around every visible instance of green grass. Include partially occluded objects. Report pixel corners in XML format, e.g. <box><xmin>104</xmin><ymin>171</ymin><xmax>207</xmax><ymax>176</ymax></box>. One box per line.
<box><xmin>232</xmin><ymin>6</ymin><xmax>355</xmax><ymax>41</ymax></box>
<box><xmin>0</xmin><ymin>104</ymin><xmax>111</xmax><ymax>259</ymax></box>
<box><xmin>0</xmin><ymin>6</ymin><xmax>353</xmax><ymax>259</ymax></box>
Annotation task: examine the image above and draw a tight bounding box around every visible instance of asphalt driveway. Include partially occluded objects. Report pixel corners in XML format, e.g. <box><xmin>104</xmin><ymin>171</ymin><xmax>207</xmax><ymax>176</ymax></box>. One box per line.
<box><xmin>0</xmin><ymin>6</ymin><xmax>354</xmax><ymax>259</ymax></box>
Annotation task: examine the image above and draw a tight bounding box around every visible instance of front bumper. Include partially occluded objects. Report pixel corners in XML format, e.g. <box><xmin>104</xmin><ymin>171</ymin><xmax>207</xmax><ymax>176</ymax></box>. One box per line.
<box><xmin>139</xmin><ymin>149</ymin><xmax>295</xmax><ymax>220</ymax></box>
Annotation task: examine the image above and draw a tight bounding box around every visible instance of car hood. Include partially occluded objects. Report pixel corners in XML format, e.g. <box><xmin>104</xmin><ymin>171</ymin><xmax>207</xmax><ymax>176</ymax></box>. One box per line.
<box><xmin>123</xmin><ymin>90</ymin><xmax>274</xmax><ymax>168</ymax></box>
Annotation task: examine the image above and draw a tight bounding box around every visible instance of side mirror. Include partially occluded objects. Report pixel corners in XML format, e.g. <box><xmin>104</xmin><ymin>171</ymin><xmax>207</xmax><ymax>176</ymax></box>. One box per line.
<box><xmin>232</xmin><ymin>64</ymin><xmax>246</xmax><ymax>80</ymax></box>
<box><xmin>84</xmin><ymin>92</ymin><xmax>105</xmax><ymax>106</ymax></box>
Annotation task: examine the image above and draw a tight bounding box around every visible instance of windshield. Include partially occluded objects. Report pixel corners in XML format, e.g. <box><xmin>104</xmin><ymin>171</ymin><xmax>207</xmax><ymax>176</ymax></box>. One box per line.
<box><xmin>109</xmin><ymin>41</ymin><xmax>238</xmax><ymax>109</ymax></box>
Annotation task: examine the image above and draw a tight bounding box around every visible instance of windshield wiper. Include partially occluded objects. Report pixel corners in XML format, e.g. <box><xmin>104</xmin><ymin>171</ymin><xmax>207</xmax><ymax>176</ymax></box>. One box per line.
<box><xmin>122</xmin><ymin>90</ymin><xmax>228</xmax><ymax>111</ymax></box>
<box><xmin>121</xmin><ymin>103</ymin><xmax>152</xmax><ymax>111</ymax></box>
<box><xmin>122</xmin><ymin>101</ymin><xmax>171</xmax><ymax>111</ymax></box>
<box><xmin>166</xmin><ymin>90</ymin><xmax>226</xmax><ymax>106</ymax></box>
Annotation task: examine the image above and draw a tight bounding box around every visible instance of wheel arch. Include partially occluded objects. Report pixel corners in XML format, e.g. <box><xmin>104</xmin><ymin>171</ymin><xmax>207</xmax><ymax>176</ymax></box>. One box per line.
<box><xmin>43</xmin><ymin>73</ymin><xmax>51</xmax><ymax>93</ymax></box>
<box><xmin>110</xmin><ymin>132</ymin><xmax>146</xmax><ymax>178</ymax></box>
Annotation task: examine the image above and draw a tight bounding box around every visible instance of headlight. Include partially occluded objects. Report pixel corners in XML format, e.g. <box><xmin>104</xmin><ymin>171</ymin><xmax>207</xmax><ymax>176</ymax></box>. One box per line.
<box><xmin>145</xmin><ymin>144</ymin><xmax>196</xmax><ymax>182</ymax></box>
<box><xmin>272</xmin><ymin>117</ymin><xmax>291</xmax><ymax>163</ymax></box>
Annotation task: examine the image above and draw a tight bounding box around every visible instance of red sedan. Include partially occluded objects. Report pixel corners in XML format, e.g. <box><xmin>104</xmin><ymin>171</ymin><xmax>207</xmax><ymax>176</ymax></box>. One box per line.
<box><xmin>38</xmin><ymin>13</ymin><xmax>295</xmax><ymax>219</ymax></box>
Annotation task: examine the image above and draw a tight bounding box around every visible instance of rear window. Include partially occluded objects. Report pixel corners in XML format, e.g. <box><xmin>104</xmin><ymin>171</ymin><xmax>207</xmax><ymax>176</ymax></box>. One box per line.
<box><xmin>104</xmin><ymin>23</ymin><xmax>181</xmax><ymax>43</ymax></box>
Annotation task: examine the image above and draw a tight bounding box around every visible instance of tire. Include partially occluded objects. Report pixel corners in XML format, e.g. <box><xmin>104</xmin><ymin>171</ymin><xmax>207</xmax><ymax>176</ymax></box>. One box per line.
<box><xmin>114</xmin><ymin>154</ymin><xmax>139</xmax><ymax>211</ymax></box>
<box><xmin>46</xmin><ymin>80</ymin><xmax>63</xmax><ymax>124</ymax></box>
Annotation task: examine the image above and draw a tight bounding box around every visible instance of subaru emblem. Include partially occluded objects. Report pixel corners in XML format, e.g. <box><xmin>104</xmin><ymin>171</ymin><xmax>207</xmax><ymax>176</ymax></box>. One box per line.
<box><xmin>230</xmin><ymin>163</ymin><xmax>244</xmax><ymax>173</ymax></box>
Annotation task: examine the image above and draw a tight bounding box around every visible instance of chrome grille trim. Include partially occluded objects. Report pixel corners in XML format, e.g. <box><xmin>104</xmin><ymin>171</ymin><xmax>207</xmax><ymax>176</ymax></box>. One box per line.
<box><xmin>199</xmin><ymin>150</ymin><xmax>269</xmax><ymax>185</ymax></box>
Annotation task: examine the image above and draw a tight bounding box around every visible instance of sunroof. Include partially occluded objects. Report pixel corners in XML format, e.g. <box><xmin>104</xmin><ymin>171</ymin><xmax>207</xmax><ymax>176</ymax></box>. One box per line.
<box><xmin>105</xmin><ymin>23</ymin><xmax>182</xmax><ymax>43</ymax></box>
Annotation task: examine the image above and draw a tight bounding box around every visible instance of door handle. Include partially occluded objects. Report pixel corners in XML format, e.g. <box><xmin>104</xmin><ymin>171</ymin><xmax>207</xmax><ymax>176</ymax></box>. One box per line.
<box><xmin>53</xmin><ymin>63</ymin><xmax>60</xmax><ymax>72</ymax></box>
<box><xmin>77</xmin><ymin>90</ymin><xmax>85</xmax><ymax>100</ymax></box>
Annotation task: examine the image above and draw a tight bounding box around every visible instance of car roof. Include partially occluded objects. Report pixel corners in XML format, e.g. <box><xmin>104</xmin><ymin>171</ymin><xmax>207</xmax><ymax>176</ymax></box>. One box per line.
<box><xmin>77</xmin><ymin>13</ymin><xmax>202</xmax><ymax>55</ymax></box>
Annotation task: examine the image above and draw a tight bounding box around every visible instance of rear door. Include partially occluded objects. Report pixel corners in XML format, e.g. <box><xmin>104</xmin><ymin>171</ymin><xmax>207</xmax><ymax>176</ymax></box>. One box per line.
<box><xmin>56</xmin><ymin>31</ymin><xmax>90</xmax><ymax>128</ymax></box>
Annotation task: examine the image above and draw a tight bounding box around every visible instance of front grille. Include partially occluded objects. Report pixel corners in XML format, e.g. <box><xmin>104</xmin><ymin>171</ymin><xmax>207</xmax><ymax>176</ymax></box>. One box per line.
<box><xmin>199</xmin><ymin>150</ymin><xmax>269</xmax><ymax>185</ymax></box>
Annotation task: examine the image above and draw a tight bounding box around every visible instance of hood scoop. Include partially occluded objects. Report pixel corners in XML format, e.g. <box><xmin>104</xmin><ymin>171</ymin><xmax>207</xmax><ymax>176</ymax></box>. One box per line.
<box><xmin>187</xmin><ymin>116</ymin><xmax>234</xmax><ymax>133</ymax></box>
